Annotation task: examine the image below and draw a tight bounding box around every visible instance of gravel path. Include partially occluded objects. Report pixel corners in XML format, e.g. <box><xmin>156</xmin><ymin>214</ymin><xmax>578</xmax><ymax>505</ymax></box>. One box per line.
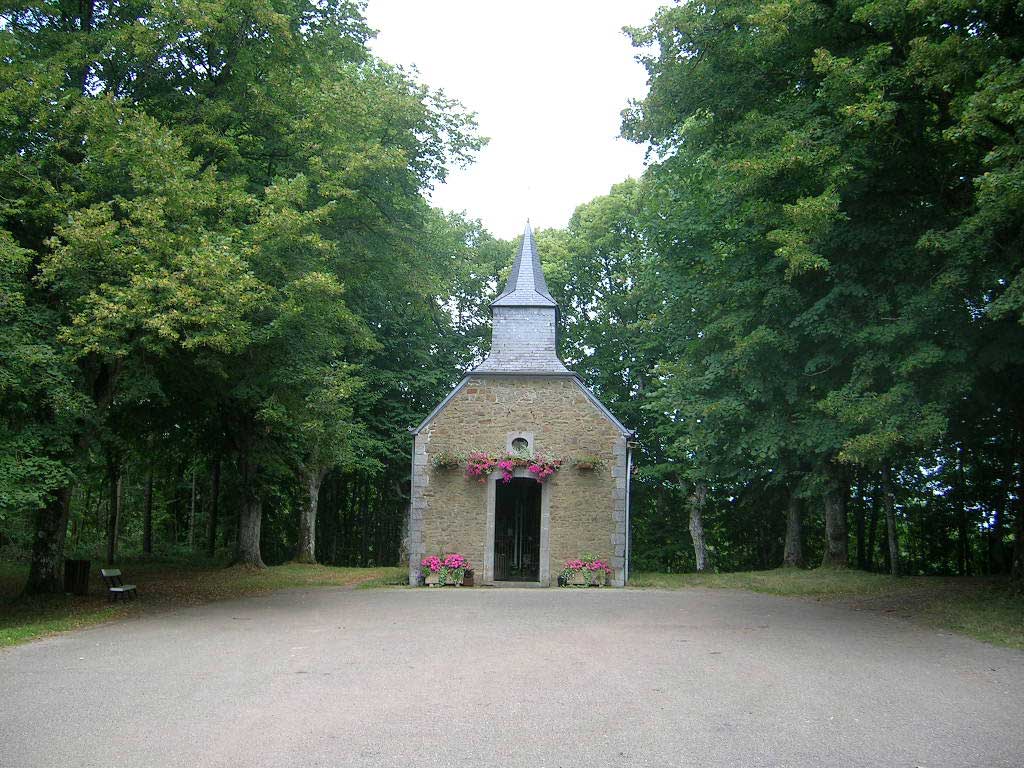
<box><xmin>2</xmin><ymin>587</ymin><xmax>1022</xmax><ymax>767</ymax></box>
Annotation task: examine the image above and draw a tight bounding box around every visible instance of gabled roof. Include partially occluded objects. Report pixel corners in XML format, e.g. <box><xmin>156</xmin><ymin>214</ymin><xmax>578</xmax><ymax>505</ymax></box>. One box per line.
<box><xmin>409</xmin><ymin>373</ymin><xmax>633</xmax><ymax>437</ymax></box>
<box><xmin>491</xmin><ymin>222</ymin><xmax>557</xmax><ymax>308</ymax></box>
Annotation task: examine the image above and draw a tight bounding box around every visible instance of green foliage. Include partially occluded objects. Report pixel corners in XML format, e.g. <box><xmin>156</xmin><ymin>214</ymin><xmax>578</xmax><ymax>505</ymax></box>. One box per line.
<box><xmin>2</xmin><ymin>0</ymin><xmax>1022</xmax><ymax>593</ymax></box>
<box><xmin>0</xmin><ymin>0</ymin><xmax>487</xmax><ymax>579</ymax></box>
<box><xmin>614</xmin><ymin>0</ymin><xmax>1024</xmax><ymax>576</ymax></box>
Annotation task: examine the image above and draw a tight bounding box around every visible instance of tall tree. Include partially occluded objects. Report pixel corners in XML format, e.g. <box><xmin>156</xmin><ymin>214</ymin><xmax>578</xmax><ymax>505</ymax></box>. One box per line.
<box><xmin>623</xmin><ymin>0</ymin><xmax>1024</xmax><ymax>573</ymax></box>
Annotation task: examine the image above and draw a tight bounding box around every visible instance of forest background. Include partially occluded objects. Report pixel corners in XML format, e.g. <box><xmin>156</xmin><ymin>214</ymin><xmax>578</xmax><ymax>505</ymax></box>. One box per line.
<box><xmin>2</xmin><ymin>0</ymin><xmax>1023</xmax><ymax>595</ymax></box>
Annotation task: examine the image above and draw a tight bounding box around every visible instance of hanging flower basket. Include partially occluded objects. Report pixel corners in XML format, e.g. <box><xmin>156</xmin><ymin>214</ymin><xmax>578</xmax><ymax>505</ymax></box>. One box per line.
<box><xmin>464</xmin><ymin>449</ymin><xmax>562</xmax><ymax>484</ymax></box>
<box><xmin>573</xmin><ymin>454</ymin><xmax>604</xmax><ymax>472</ymax></box>
<box><xmin>431</xmin><ymin>451</ymin><xmax>462</xmax><ymax>471</ymax></box>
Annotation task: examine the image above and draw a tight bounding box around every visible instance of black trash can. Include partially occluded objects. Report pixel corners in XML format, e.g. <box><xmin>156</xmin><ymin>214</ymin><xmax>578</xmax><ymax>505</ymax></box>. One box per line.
<box><xmin>63</xmin><ymin>559</ymin><xmax>91</xmax><ymax>596</ymax></box>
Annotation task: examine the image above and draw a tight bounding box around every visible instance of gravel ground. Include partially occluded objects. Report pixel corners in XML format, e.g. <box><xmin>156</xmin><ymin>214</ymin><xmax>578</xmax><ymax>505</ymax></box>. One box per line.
<box><xmin>2</xmin><ymin>586</ymin><xmax>1022</xmax><ymax>768</ymax></box>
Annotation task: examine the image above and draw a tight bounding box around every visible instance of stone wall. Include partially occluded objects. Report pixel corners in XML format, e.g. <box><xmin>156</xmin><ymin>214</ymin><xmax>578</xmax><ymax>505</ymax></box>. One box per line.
<box><xmin>408</xmin><ymin>374</ymin><xmax>628</xmax><ymax>586</ymax></box>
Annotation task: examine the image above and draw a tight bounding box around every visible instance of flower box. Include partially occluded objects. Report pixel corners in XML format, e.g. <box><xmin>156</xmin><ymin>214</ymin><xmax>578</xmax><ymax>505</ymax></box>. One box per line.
<box><xmin>560</xmin><ymin>555</ymin><xmax>612</xmax><ymax>587</ymax></box>
<box><xmin>421</xmin><ymin>553</ymin><xmax>470</xmax><ymax>587</ymax></box>
<box><xmin>424</xmin><ymin>572</ymin><xmax>463</xmax><ymax>587</ymax></box>
<box><xmin>566</xmin><ymin>570</ymin><xmax>606</xmax><ymax>587</ymax></box>
<box><xmin>465</xmin><ymin>450</ymin><xmax>563</xmax><ymax>483</ymax></box>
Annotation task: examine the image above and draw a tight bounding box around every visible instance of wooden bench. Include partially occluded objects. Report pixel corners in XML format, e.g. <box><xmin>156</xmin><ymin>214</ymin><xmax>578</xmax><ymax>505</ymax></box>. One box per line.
<box><xmin>100</xmin><ymin>569</ymin><xmax>137</xmax><ymax>601</ymax></box>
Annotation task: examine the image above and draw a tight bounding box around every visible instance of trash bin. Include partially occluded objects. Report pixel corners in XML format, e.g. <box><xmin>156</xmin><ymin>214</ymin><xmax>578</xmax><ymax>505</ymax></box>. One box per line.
<box><xmin>63</xmin><ymin>559</ymin><xmax>91</xmax><ymax>596</ymax></box>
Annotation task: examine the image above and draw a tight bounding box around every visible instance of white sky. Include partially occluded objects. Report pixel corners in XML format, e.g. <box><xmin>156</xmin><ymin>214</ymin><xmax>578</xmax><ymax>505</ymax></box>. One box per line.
<box><xmin>363</xmin><ymin>0</ymin><xmax>665</xmax><ymax>239</ymax></box>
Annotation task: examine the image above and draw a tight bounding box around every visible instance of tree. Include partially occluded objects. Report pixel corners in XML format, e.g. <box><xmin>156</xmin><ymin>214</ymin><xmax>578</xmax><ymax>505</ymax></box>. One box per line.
<box><xmin>623</xmin><ymin>0</ymin><xmax>1024</xmax><ymax>574</ymax></box>
<box><xmin>0</xmin><ymin>0</ymin><xmax>483</xmax><ymax>582</ymax></box>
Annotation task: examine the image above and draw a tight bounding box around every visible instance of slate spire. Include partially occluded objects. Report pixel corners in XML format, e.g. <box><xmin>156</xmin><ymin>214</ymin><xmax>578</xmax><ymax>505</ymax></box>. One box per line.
<box><xmin>492</xmin><ymin>222</ymin><xmax>557</xmax><ymax>308</ymax></box>
<box><xmin>472</xmin><ymin>221</ymin><xmax>569</xmax><ymax>374</ymax></box>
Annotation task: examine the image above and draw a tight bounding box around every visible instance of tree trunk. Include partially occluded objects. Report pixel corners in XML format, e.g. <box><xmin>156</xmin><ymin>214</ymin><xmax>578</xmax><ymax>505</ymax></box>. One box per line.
<box><xmin>206</xmin><ymin>458</ymin><xmax>220</xmax><ymax>557</ymax></box>
<box><xmin>142</xmin><ymin>470</ymin><xmax>154</xmax><ymax>555</ymax></box>
<box><xmin>105</xmin><ymin>458</ymin><xmax>122</xmax><ymax>565</ymax></box>
<box><xmin>688</xmin><ymin>482</ymin><xmax>710</xmax><ymax>572</ymax></box>
<box><xmin>988</xmin><ymin>505</ymin><xmax>1003</xmax><ymax>575</ymax></box>
<box><xmin>169</xmin><ymin>464</ymin><xmax>184</xmax><ymax>544</ymax></box>
<box><xmin>881</xmin><ymin>465</ymin><xmax>900</xmax><ymax>576</ymax></box>
<box><xmin>855</xmin><ymin>487</ymin><xmax>867</xmax><ymax>570</ymax></box>
<box><xmin>24</xmin><ymin>488</ymin><xmax>72</xmax><ymax>595</ymax></box>
<box><xmin>188</xmin><ymin>470</ymin><xmax>197</xmax><ymax>548</ymax></box>
<box><xmin>296</xmin><ymin>467</ymin><xmax>327</xmax><ymax>564</ymax></box>
<box><xmin>1012</xmin><ymin>435</ymin><xmax>1024</xmax><ymax>580</ymax></box>
<box><xmin>821</xmin><ymin>466</ymin><xmax>849</xmax><ymax>568</ymax></box>
<box><xmin>783</xmin><ymin>488</ymin><xmax>803</xmax><ymax>567</ymax></box>
<box><xmin>360</xmin><ymin>475</ymin><xmax>371</xmax><ymax>565</ymax></box>
<box><xmin>957</xmin><ymin>505</ymin><xmax>970</xmax><ymax>576</ymax></box>
<box><xmin>866</xmin><ymin>487</ymin><xmax>880</xmax><ymax>572</ymax></box>
<box><xmin>236</xmin><ymin>451</ymin><xmax>265</xmax><ymax>568</ymax></box>
<box><xmin>1012</xmin><ymin>506</ymin><xmax>1024</xmax><ymax>581</ymax></box>
<box><xmin>956</xmin><ymin>447</ymin><xmax>970</xmax><ymax>576</ymax></box>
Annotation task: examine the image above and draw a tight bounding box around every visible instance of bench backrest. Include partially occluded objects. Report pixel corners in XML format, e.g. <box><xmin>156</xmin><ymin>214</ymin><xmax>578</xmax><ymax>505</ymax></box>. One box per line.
<box><xmin>100</xmin><ymin>569</ymin><xmax>123</xmax><ymax>587</ymax></box>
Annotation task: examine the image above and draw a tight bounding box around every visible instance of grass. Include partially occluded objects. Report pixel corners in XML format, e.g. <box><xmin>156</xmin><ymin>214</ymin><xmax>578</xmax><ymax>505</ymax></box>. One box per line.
<box><xmin>627</xmin><ymin>568</ymin><xmax>910</xmax><ymax>597</ymax></box>
<box><xmin>3</xmin><ymin>560</ymin><xmax>1021</xmax><ymax>652</ymax></box>
<box><xmin>0</xmin><ymin>559</ymin><xmax>406</xmax><ymax>648</ymax></box>
<box><xmin>629</xmin><ymin>568</ymin><xmax>1024</xmax><ymax>650</ymax></box>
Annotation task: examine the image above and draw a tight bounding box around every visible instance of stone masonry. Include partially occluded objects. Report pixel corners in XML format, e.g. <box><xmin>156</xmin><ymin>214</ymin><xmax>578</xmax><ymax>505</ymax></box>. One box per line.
<box><xmin>408</xmin><ymin>375</ymin><xmax>629</xmax><ymax>586</ymax></box>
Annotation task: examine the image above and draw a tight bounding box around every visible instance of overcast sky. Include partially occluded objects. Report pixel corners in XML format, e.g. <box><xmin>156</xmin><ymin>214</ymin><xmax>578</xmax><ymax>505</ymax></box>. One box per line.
<box><xmin>363</xmin><ymin>0</ymin><xmax>665</xmax><ymax>239</ymax></box>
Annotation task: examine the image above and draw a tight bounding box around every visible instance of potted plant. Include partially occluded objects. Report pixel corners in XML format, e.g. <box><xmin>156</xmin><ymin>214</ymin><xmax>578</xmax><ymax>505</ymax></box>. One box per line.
<box><xmin>573</xmin><ymin>453</ymin><xmax>604</xmax><ymax>472</ymax></box>
<box><xmin>421</xmin><ymin>553</ymin><xmax>471</xmax><ymax>586</ymax></box>
<box><xmin>431</xmin><ymin>450</ymin><xmax>462</xmax><ymax>471</ymax></box>
<box><xmin>559</xmin><ymin>554</ymin><xmax>612</xmax><ymax>587</ymax></box>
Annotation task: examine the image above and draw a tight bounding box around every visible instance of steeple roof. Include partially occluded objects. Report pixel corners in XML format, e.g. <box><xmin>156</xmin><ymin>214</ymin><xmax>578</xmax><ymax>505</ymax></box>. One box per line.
<box><xmin>492</xmin><ymin>222</ymin><xmax>557</xmax><ymax>308</ymax></box>
<box><xmin>471</xmin><ymin>219</ymin><xmax>568</xmax><ymax>375</ymax></box>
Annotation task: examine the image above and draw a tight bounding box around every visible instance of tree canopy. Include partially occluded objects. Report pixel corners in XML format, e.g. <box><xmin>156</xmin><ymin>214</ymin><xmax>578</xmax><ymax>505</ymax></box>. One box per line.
<box><xmin>1</xmin><ymin>0</ymin><xmax>1022</xmax><ymax>588</ymax></box>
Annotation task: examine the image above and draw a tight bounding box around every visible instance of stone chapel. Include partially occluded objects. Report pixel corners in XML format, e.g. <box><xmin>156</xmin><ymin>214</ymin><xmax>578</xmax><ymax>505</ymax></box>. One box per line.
<box><xmin>407</xmin><ymin>223</ymin><xmax>634</xmax><ymax>586</ymax></box>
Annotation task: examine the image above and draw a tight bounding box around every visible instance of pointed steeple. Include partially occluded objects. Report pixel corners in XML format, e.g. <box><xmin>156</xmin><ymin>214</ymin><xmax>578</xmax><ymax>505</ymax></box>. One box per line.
<box><xmin>473</xmin><ymin>221</ymin><xmax>569</xmax><ymax>375</ymax></box>
<box><xmin>492</xmin><ymin>222</ymin><xmax>556</xmax><ymax>308</ymax></box>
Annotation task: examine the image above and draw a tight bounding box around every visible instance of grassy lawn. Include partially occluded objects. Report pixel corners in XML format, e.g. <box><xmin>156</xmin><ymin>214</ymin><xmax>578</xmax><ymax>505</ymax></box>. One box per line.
<box><xmin>0</xmin><ymin>560</ymin><xmax>406</xmax><ymax>648</ymax></box>
<box><xmin>4</xmin><ymin>561</ymin><xmax>1021</xmax><ymax>652</ymax></box>
<box><xmin>629</xmin><ymin>568</ymin><xmax>1024</xmax><ymax>650</ymax></box>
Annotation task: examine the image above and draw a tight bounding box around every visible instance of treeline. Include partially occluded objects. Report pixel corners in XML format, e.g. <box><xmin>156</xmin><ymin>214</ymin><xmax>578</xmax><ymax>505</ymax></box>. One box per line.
<box><xmin>533</xmin><ymin>0</ymin><xmax>1024</xmax><ymax>578</ymax></box>
<box><xmin>0</xmin><ymin>0</ymin><xmax>503</xmax><ymax>592</ymax></box>
<box><xmin>3</xmin><ymin>0</ymin><xmax>1023</xmax><ymax>589</ymax></box>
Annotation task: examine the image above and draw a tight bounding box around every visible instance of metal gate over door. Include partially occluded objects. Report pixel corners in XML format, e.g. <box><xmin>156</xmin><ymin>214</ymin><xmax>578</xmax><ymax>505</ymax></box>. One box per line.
<box><xmin>494</xmin><ymin>478</ymin><xmax>541</xmax><ymax>581</ymax></box>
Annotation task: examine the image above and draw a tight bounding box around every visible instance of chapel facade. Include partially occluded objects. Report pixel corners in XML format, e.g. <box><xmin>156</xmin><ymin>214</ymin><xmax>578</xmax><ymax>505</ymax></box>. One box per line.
<box><xmin>407</xmin><ymin>223</ymin><xmax>633</xmax><ymax>586</ymax></box>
